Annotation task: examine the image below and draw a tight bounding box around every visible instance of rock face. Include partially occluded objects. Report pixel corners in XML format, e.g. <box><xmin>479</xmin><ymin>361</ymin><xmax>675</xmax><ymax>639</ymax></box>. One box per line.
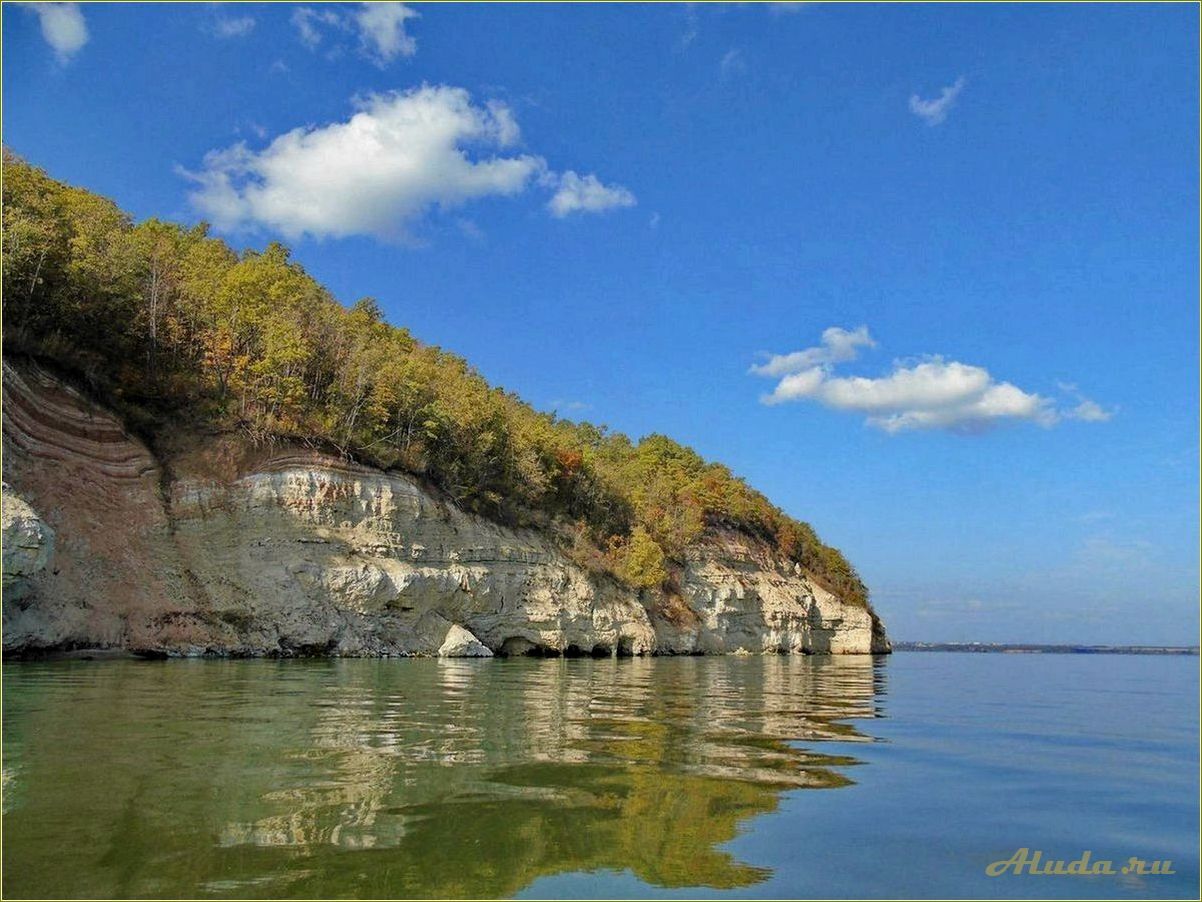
<box><xmin>1</xmin><ymin>361</ymin><xmax>890</xmax><ymax>658</ymax></box>
<box><xmin>1</xmin><ymin>484</ymin><xmax>54</xmax><ymax>601</ymax></box>
<box><xmin>438</xmin><ymin>624</ymin><xmax>494</xmax><ymax>658</ymax></box>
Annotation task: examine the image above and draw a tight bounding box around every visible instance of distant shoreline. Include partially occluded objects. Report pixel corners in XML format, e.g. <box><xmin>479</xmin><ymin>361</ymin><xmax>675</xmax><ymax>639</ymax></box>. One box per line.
<box><xmin>894</xmin><ymin>642</ymin><xmax>1199</xmax><ymax>656</ymax></box>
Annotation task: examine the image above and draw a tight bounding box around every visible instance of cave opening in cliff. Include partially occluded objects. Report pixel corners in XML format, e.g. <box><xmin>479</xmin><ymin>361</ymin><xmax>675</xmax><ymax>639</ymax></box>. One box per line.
<box><xmin>498</xmin><ymin>637</ymin><xmax>556</xmax><ymax>657</ymax></box>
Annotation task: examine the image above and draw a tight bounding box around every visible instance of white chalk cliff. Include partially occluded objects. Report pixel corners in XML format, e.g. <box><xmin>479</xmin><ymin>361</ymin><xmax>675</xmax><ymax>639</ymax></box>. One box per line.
<box><xmin>2</xmin><ymin>361</ymin><xmax>889</xmax><ymax>658</ymax></box>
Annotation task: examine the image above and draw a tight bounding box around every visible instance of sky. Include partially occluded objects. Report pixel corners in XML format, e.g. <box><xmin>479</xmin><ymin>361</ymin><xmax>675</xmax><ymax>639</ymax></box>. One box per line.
<box><xmin>3</xmin><ymin>2</ymin><xmax>1198</xmax><ymax>645</ymax></box>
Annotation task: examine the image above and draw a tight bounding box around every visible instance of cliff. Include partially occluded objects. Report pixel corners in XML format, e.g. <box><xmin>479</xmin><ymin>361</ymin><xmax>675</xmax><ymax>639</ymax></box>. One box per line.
<box><xmin>1</xmin><ymin>361</ymin><xmax>889</xmax><ymax>658</ymax></box>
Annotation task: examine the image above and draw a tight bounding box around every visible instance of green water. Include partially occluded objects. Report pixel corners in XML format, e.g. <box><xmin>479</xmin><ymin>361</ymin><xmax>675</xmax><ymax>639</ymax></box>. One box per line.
<box><xmin>2</xmin><ymin>654</ymin><xmax>1198</xmax><ymax>899</ymax></box>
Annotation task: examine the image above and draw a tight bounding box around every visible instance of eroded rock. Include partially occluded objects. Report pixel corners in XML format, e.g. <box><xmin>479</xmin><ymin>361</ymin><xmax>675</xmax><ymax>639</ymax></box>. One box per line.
<box><xmin>1</xmin><ymin>484</ymin><xmax>54</xmax><ymax>601</ymax></box>
<box><xmin>438</xmin><ymin>625</ymin><xmax>493</xmax><ymax>658</ymax></box>
<box><xmin>1</xmin><ymin>361</ymin><xmax>889</xmax><ymax>657</ymax></box>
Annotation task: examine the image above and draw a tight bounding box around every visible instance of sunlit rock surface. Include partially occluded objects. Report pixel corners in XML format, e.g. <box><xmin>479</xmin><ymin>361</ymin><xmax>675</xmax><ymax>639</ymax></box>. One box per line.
<box><xmin>437</xmin><ymin>624</ymin><xmax>493</xmax><ymax>658</ymax></box>
<box><xmin>2</xmin><ymin>361</ymin><xmax>889</xmax><ymax>657</ymax></box>
<box><xmin>1</xmin><ymin>484</ymin><xmax>54</xmax><ymax>601</ymax></box>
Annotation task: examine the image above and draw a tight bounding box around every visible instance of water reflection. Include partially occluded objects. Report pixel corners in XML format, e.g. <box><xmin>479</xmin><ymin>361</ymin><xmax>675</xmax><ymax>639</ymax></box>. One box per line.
<box><xmin>2</xmin><ymin>655</ymin><xmax>887</xmax><ymax>898</ymax></box>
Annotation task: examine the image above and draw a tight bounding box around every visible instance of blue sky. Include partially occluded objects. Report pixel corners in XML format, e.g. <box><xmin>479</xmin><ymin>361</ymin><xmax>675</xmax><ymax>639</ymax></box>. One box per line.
<box><xmin>4</xmin><ymin>2</ymin><xmax>1198</xmax><ymax>644</ymax></box>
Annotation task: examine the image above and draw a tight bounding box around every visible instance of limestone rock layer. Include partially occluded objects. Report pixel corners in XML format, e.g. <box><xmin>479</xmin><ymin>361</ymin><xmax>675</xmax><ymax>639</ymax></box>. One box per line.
<box><xmin>2</xmin><ymin>361</ymin><xmax>889</xmax><ymax>658</ymax></box>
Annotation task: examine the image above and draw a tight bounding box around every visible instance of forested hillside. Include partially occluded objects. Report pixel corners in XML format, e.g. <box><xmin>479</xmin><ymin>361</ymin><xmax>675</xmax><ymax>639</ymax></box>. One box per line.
<box><xmin>1</xmin><ymin>152</ymin><xmax>868</xmax><ymax>606</ymax></box>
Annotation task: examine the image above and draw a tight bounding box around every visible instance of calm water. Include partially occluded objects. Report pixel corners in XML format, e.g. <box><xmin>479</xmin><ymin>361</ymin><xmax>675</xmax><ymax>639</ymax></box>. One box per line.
<box><xmin>1</xmin><ymin>653</ymin><xmax>1197</xmax><ymax>899</ymax></box>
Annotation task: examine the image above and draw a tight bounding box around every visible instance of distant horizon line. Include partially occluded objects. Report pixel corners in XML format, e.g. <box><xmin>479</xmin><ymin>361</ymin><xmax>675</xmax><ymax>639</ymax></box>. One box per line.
<box><xmin>893</xmin><ymin>641</ymin><xmax>1199</xmax><ymax>656</ymax></box>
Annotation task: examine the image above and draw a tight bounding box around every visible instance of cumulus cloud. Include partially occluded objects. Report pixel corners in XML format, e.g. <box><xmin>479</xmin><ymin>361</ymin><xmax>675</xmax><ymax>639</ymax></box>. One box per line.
<box><xmin>211</xmin><ymin>15</ymin><xmax>255</xmax><ymax>39</ymax></box>
<box><xmin>292</xmin><ymin>2</ymin><xmax>417</xmax><ymax>65</ymax></box>
<box><xmin>547</xmin><ymin>171</ymin><xmax>637</xmax><ymax>218</ymax></box>
<box><xmin>18</xmin><ymin>2</ymin><xmax>89</xmax><ymax>63</ymax></box>
<box><xmin>182</xmin><ymin>85</ymin><xmax>635</xmax><ymax>239</ymax></box>
<box><xmin>752</xmin><ymin>327</ymin><xmax>1112</xmax><ymax>434</ymax></box>
<box><xmin>909</xmin><ymin>77</ymin><xmax>966</xmax><ymax>126</ymax></box>
<box><xmin>182</xmin><ymin>86</ymin><xmax>541</xmax><ymax>240</ymax></box>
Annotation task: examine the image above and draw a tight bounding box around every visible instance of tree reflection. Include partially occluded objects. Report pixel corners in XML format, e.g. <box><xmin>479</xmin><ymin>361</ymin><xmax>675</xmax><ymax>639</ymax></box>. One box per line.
<box><xmin>2</xmin><ymin>655</ymin><xmax>887</xmax><ymax>898</ymax></box>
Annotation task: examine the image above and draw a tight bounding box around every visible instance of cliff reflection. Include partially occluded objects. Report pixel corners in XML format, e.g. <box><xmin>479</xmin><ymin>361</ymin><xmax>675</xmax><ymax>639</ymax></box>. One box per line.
<box><xmin>219</xmin><ymin>656</ymin><xmax>886</xmax><ymax>896</ymax></box>
<box><xmin>2</xmin><ymin>656</ymin><xmax>887</xmax><ymax>899</ymax></box>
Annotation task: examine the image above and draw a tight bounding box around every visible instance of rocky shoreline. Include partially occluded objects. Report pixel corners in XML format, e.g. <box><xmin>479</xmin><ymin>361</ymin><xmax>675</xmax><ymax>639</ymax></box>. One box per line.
<box><xmin>2</xmin><ymin>361</ymin><xmax>889</xmax><ymax>659</ymax></box>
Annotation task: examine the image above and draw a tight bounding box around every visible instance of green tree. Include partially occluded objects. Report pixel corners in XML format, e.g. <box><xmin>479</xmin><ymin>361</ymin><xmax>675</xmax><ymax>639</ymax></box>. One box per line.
<box><xmin>0</xmin><ymin>151</ymin><xmax>870</xmax><ymax>610</ymax></box>
<box><xmin>613</xmin><ymin>527</ymin><xmax>668</xmax><ymax>589</ymax></box>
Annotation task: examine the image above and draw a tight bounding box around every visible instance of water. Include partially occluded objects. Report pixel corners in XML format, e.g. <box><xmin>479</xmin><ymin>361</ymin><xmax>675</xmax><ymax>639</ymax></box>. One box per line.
<box><xmin>1</xmin><ymin>653</ymin><xmax>1197</xmax><ymax>899</ymax></box>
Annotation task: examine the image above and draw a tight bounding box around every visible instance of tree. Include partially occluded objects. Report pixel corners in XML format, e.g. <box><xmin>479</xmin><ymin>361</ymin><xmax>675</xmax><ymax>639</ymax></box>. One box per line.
<box><xmin>0</xmin><ymin>152</ymin><xmax>871</xmax><ymax>609</ymax></box>
<box><xmin>613</xmin><ymin>527</ymin><xmax>668</xmax><ymax>589</ymax></box>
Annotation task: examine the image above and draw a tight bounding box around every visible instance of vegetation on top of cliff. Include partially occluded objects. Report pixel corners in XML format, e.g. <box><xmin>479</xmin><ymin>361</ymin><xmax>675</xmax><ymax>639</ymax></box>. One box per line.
<box><xmin>1</xmin><ymin>152</ymin><xmax>868</xmax><ymax>606</ymax></box>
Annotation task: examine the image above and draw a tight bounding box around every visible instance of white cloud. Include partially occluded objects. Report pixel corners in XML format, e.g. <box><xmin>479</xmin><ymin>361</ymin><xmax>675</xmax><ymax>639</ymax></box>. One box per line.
<box><xmin>1068</xmin><ymin>399</ymin><xmax>1112</xmax><ymax>422</ymax></box>
<box><xmin>211</xmin><ymin>15</ymin><xmax>255</xmax><ymax>39</ymax></box>
<box><xmin>1055</xmin><ymin>382</ymin><xmax>1116</xmax><ymax>422</ymax></box>
<box><xmin>291</xmin><ymin>7</ymin><xmax>334</xmax><ymax>49</ymax></box>
<box><xmin>183</xmin><ymin>85</ymin><xmax>633</xmax><ymax>239</ymax></box>
<box><xmin>354</xmin><ymin>2</ymin><xmax>419</xmax><ymax>65</ymax></box>
<box><xmin>819</xmin><ymin>361</ymin><xmax>1056</xmax><ymax>433</ymax></box>
<box><xmin>909</xmin><ymin>77</ymin><xmax>966</xmax><ymax>126</ymax></box>
<box><xmin>292</xmin><ymin>3</ymin><xmax>417</xmax><ymax>65</ymax></box>
<box><xmin>18</xmin><ymin>2</ymin><xmax>89</xmax><ymax>63</ymax></box>
<box><xmin>750</xmin><ymin>326</ymin><xmax>875</xmax><ymax>378</ymax></box>
<box><xmin>184</xmin><ymin>87</ymin><xmax>540</xmax><ymax>240</ymax></box>
<box><xmin>752</xmin><ymin>327</ymin><xmax>1112</xmax><ymax>434</ymax></box>
<box><xmin>547</xmin><ymin>171</ymin><xmax>637</xmax><ymax>218</ymax></box>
